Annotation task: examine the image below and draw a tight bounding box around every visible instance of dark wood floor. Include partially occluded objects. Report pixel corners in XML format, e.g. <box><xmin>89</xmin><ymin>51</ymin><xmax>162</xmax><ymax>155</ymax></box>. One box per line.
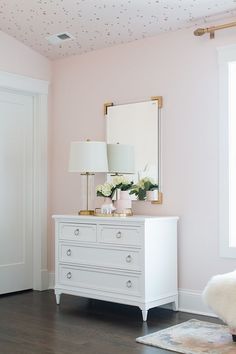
<box><xmin>0</xmin><ymin>290</ymin><xmax>221</xmax><ymax>354</ymax></box>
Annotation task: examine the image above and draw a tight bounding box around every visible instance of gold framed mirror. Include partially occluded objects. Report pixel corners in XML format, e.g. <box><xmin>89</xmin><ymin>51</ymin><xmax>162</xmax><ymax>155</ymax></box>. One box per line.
<box><xmin>105</xmin><ymin>96</ymin><xmax>163</xmax><ymax>204</ymax></box>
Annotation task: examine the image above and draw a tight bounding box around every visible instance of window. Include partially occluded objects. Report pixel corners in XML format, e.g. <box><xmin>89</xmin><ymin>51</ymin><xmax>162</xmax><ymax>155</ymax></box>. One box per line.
<box><xmin>219</xmin><ymin>45</ymin><xmax>236</xmax><ymax>258</ymax></box>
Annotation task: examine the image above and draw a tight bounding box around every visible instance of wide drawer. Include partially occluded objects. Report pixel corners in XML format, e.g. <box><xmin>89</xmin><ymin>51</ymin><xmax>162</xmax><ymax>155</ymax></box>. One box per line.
<box><xmin>59</xmin><ymin>265</ymin><xmax>141</xmax><ymax>297</ymax></box>
<box><xmin>59</xmin><ymin>244</ymin><xmax>141</xmax><ymax>271</ymax></box>
<box><xmin>98</xmin><ymin>225</ymin><xmax>141</xmax><ymax>247</ymax></box>
<box><xmin>59</xmin><ymin>223</ymin><xmax>96</xmax><ymax>243</ymax></box>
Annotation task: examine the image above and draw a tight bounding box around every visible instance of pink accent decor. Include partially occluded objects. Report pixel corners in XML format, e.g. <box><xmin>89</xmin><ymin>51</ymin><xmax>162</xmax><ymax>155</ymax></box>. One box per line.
<box><xmin>146</xmin><ymin>190</ymin><xmax>158</xmax><ymax>201</ymax></box>
<box><xmin>115</xmin><ymin>191</ymin><xmax>131</xmax><ymax>213</ymax></box>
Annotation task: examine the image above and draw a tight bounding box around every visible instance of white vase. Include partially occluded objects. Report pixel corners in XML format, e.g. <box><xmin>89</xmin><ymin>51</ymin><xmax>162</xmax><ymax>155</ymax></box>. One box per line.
<box><xmin>146</xmin><ymin>190</ymin><xmax>158</xmax><ymax>201</ymax></box>
<box><xmin>115</xmin><ymin>190</ymin><xmax>132</xmax><ymax>213</ymax></box>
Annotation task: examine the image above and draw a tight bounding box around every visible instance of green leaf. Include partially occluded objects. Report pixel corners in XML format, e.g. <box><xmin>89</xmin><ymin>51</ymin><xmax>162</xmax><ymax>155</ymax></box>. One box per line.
<box><xmin>138</xmin><ymin>188</ymin><xmax>146</xmax><ymax>200</ymax></box>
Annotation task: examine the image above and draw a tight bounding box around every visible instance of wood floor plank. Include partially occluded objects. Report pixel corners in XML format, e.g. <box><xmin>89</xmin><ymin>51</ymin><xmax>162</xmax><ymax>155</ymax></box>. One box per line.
<box><xmin>0</xmin><ymin>290</ymin><xmax>221</xmax><ymax>354</ymax></box>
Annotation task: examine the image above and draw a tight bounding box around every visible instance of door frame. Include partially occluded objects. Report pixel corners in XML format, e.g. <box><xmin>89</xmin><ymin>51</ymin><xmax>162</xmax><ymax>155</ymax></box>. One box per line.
<box><xmin>0</xmin><ymin>71</ymin><xmax>49</xmax><ymax>290</ymax></box>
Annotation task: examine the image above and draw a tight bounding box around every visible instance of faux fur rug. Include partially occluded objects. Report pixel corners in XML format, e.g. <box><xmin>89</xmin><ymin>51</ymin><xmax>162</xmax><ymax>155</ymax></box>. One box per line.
<box><xmin>136</xmin><ymin>319</ymin><xmax>236</xmax><ymax>354</ymax></box>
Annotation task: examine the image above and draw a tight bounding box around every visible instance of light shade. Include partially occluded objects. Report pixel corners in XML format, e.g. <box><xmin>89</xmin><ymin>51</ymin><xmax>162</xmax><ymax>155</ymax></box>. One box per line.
<box><xmin>107</xmin><ymin>144</ymin><xmax>135</xmax><ymax>174</ymax></box>
<box><xmin>69</xmin><ymin>141</ymin><xmax>108</xmax><ymax>173</ymax></box>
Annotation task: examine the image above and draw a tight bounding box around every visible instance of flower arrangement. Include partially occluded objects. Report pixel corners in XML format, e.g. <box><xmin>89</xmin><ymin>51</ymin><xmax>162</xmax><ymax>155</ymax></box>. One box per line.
<box><xmin>96</xmin><ymin>182</ymin><xmax>116</xmax><ymax>198</ymax></box>
<box><xmin>96</xmin><ymin>176</ymin><xmax>134</xmax><ymax>198</ymax></box>
<box><xmin>112</xmin><ymin>175</ymin><xmax>134</xmax><ymax>191</ymax></box>
<box><xmin>130</xmin><ymin>177</ymin><xmax>158</xmax><ymax>200</ymax></box>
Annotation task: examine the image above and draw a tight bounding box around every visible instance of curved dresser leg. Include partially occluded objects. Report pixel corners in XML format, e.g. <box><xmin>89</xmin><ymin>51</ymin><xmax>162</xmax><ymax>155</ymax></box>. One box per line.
<box><xmin>55</xmin><ymin>292</ymin><xmax>61</xmax><ymax>305</ymax></box>
<box><xmin>172</xmin><ymin>296</ymin><xmax>179</xmax><ymax>311</ymax></box>
<box><xmin>141</xmin><ymin>309</ymin><xmax>148</xmax><ymax>322</ymax></box>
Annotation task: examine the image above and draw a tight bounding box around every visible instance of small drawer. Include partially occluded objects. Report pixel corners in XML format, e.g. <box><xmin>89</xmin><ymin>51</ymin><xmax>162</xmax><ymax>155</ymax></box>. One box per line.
<box><xmin>98</xmin><ymin>225</ymin><xmax>141</xmax><ymax>247</ymax></box>
<box><xmin>59</xmin><ymin>223</ymin><xmax>96</xmax><ymax>243</ymax></box>
<box><xmin>59</xmin><ymin>265</ymin><xmax>141</xmax><ymax>297</ymax></box>
<box><xmin>59</xmin><ymin>244</ymin><xmax>141</xmax><ymax>271</ymax></box>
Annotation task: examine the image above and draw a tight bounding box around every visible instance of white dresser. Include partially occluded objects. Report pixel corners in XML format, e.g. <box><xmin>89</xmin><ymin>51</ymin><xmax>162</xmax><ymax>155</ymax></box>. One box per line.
<box><xmin>53</xmin><ymin>215</ymin><xmax>178</xmax><ymax>321</ymax></box>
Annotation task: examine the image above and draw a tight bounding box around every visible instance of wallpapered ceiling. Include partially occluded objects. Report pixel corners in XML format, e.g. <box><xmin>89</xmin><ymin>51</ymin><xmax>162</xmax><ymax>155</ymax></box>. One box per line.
<box><xmin>0</xmin><ymin>0</ymin><xmax>236</xmax><ymax>59</ymax></box>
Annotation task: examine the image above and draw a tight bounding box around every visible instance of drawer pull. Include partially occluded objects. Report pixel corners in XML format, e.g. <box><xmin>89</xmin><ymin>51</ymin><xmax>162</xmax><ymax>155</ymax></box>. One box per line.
<box><xmin>126</xmin><ymin>255</ymin><xmax>132</xmax><ymax>263</ymax></box>
<box><xmin>126</xmin><ymin>280</ymin><xmax>132</xmax><ymax>288</ymax></box>
<box><xmin>66</xmin><ymin>249</ymin><xmax>71</xmax><ymax>256</ymax></box>
<box><xmin>74</xmin><ymin>228</ymin><xmax>80</xmax><ymax>236</ymax></box>
<box><xmin>116</xmin><ymin>231</ymin><xmax>122</xmax><ymax>239</ymax></box>
<box><xmin>66</xmin><ymin>272</ymin><xmax>72</xmax><ymax>279</ymax></box>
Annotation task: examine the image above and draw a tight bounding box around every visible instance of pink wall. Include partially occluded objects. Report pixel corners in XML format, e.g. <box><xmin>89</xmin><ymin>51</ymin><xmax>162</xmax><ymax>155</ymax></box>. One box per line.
<box><xmin>0</xmin><ymin>31</ymin><xmax>51</xmax><ymax>80</ymax></box>
<box><xmin>51</xmin><ymin>23</ymin><xmax>236</xmax><ymax>291</ymax></box>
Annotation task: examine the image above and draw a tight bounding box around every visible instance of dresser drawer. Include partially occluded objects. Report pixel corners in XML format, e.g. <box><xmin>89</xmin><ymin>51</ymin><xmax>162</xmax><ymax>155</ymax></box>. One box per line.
<box><xmin>59</xmin><ymin>223</ymin><xmax>96</xmax><ymax>243</ymax></box>
<box><xmin>59</xmin><ymin>244</ymin><xmax>141</xmax><ymax>271</ymax></box>
<box><xmin>59</xmin><ymin>265</ymin><xmax>141</xmax><ymax>297</ymax></box>
<box><xmin>98</xmin><ymin>225</ymin><xmax>141</xmax><ymax>247</ymax></box>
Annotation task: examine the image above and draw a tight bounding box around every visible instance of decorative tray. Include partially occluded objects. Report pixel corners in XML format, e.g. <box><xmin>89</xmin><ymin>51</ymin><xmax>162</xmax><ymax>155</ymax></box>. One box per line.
<box><xmin>94</xmin><ymin>208</ymin><xmax>133</xmax><ymax>217</ymax></box>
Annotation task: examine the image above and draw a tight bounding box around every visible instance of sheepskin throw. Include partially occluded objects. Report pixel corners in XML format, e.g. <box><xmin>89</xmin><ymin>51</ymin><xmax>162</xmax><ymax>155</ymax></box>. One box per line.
<box><xmin>203</xmin><ymin>270</ymin><xmax>236</xmax><ymax>330</ymax></box>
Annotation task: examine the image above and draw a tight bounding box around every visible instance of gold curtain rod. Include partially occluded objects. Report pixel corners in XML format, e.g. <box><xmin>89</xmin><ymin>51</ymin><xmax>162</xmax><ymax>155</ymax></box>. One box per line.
<box><xmin>194</xmin><ymin>21</ymin><xmax>236</xmax><ymax>39</ymax></box>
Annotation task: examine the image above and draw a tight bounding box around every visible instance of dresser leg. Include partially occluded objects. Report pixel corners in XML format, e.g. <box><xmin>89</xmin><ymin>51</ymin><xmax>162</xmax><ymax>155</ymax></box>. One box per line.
<box><xmin>141</xmin><ymin>309</ymin><xmax>148</xmax><ymax>322</ymax></box>
<box><xmin>172</xmin><ymin>296</ymin><xmax>179</xmax><ymax>311</ymax></box>
<box><xmin>55</xmin><ymin>293</ymin><xmax>61</xmax><ymax>305</ymax></box>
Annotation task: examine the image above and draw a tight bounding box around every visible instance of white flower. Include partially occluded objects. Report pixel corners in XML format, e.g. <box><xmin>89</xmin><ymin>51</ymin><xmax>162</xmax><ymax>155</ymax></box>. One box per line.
<box><xmin>112</xmin><ymin>175</ymin><xmax>129</xmax><ymax>186</ymax></box>
<box><xmin>137</xmin><ymin>177</ymin><xmax>155</xmax><ymax>188</ymax></box>
<box><xmin>101</xmin><ymin>182</ymin><xmax>113</xmax><ymax>197</ymax></box>
<box><xmin>96</xmin><ymin>184</ymin><xmax>103</xmax><ymax>193</ymax></box>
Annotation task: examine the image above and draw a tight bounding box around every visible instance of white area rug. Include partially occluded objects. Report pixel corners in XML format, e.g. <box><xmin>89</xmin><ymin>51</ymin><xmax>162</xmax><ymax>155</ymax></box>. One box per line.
<box><xmin>136</xmin><ymin>319</ymin><xmax>236</xmax><ymax>354</ymax></box>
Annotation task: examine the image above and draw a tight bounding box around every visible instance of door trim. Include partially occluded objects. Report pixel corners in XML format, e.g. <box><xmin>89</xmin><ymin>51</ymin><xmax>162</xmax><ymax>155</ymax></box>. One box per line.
<box><xmin>0</xmin><ymin>71</ymin><xmax>49</xmax><ymax>290</ymax></box>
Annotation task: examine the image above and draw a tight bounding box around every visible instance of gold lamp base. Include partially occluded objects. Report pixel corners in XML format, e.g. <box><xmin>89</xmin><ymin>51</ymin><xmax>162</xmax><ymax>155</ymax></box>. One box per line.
<box><xmin>79</xmin><ymin>210</ymin><xmax>94</xmax><ymax>216</ymax></box>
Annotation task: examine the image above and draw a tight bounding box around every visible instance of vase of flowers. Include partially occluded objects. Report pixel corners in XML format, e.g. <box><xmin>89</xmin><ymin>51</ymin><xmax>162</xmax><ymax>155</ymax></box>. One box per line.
<box><xmin>96</xmin><ymin>182</ymin><xmax>116</xmax><ymax>214</ymax></box>
<box><xmin>112</xmin><ymin>176</ymin><xmax>133</xmax><ymax>214</ymax></box>
<box><xmin>130</xmin><ymin>177</ymin><xmax>158</xmax><ymax>201</ymax></box>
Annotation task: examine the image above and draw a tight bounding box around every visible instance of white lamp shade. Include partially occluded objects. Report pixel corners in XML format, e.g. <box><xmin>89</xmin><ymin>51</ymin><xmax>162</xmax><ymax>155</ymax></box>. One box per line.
<box><xmin>69</xmin><ymin>141</ymin><xmax>108</xmax><ymax>173</ymax></box>
<box><xmin>107</xmin><ymin>144</ymin><xmax>135</xmax><ymax>174</ymax></box>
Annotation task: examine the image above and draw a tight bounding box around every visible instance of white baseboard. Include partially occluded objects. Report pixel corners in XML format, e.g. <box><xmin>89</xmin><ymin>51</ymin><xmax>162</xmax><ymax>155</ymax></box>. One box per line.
<box><xmin>33</xmin><ymin>269</ymin><xmax>49</xmax><ymax>291</ymax></box>
<box><xmin>178</xmin><ymin>288</ymin><xmax>216</xmax><ymax>317</ymax></box>
<box><xmin>47</xmin><ymin>273</ymin><xmax>215</xmax><ymax>318</ymax></box>
<box><xmin>41</xmin><ymin>269</ymin><xmax>49</xmax><ymax>290</ymax></box>
<box><xmin>48</xmin><ymin>272</ymin><xmax>55</xmax><ymax>290</ymax></box>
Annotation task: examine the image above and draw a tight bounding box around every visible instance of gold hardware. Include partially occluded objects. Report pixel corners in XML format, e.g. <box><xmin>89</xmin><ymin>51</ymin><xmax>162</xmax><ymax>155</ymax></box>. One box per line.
<box><xmin>151</xmin><ymin>191</ymin><xmax>163</xmax><ymax>205</ymax></box>
<box><xmin>104</xmin><ymin>97</ymin><xmax>163</xmax><ymax>205</ymax></box>
<box><xmin>104</xmin><ymin>102</ymin><xmax>113</xmax><ymax>115</ymax></box>
<box><xmin>151</xmin><ymin>96</ymin><xmax>163</xmax><ymax>108</ymax></box>
<box><xmin>194</xmin><ymin>21</ymin><xmax>236</xmax><ymax>39</ymax></box>
<box><xmin>78</xmin><ymin>172</ymin><xmax>95</xmax><ymax>215</ymax></box>
<box><xmin>210</xmin><ymin>31</ymin><xmax>215</xmax><ymax>39</ymax></box>
<box><xmin>79</xmin><ymin>210</ymin><xmax>94</xmax><ymax>216</ymax></box>
<box><xmin>94</xmin><ymin>208</ymin><xmax>133</xmax><ymax>217</ymax></box>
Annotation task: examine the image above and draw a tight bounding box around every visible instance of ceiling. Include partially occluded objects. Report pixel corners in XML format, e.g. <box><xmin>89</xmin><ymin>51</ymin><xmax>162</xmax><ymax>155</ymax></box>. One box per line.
<box><xmin>0</xmin><ymin>0</ymin><xmax>236</xmax><ymax>60</ymax></box>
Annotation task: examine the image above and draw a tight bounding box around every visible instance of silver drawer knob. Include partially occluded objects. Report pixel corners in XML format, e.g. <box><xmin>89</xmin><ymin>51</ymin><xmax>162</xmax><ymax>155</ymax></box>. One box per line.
<box><xmin>66</xmin><ymin>272</ymin><xmax>72</xmax><ymax>279</ymax></box>
<box><xmin>116</xmin><ymin>231</ymin><xmax>122</xmax><ymax>238</ymax></box>
<box><xmin>66</xmin><ymin>249</ymin><xmax>71</xmax><ymax>256</ymax></box>
<box><xmin>126</xmin><ymin>255</ymin><xmax>132</xmax><ymax>263</ymax></box>
<box><xmin>126</xmin><ymin>280</ymin><xmax>132</xmax><ymax>288</ymax></box>
<box><xmin>74</xmin><ymin>228</ymin><xmax>80</xmax><ymax>236</ymax></box>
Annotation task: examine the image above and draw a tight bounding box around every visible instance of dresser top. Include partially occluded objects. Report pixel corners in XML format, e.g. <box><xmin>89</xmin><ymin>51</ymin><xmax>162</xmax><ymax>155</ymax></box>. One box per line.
<box><xmin>52</xmin><ymin>214</ymin><xmax>179</xmax><ymax>222</ymax></box>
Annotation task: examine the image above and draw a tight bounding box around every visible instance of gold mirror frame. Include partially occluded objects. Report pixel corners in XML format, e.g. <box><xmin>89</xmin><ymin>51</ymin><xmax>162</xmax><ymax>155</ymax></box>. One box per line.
<box><xmin>104</xmin><ymin>96</ymin><xmax>163</xmax><ymax>204</ymax></box>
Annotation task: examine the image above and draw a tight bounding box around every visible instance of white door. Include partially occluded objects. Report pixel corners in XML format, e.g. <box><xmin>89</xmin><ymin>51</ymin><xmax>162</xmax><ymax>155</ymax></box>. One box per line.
<box><xmin>0</xmin><ymin>90</ymin><xmax>33</xmax><ymax>294</ymax></box>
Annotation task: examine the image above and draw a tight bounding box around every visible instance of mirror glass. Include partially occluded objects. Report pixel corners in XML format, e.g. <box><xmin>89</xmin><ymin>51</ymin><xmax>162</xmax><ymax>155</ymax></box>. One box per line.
<box><xmin>106</xmin><ymin>99</ymin><xmax>161</xmax><ymax>200</ymax></box>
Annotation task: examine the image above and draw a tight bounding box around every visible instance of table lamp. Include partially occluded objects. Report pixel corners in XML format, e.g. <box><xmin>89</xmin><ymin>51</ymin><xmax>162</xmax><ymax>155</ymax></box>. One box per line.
<box><xmin>69</xmin><ymin>140</ymin><xmax>108</xmax><ymax>215</ymax></box>
<box><xmin>107</xmin><ymin>143</ymin><xmax>135</xmax><ymax>175</ymax></box>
